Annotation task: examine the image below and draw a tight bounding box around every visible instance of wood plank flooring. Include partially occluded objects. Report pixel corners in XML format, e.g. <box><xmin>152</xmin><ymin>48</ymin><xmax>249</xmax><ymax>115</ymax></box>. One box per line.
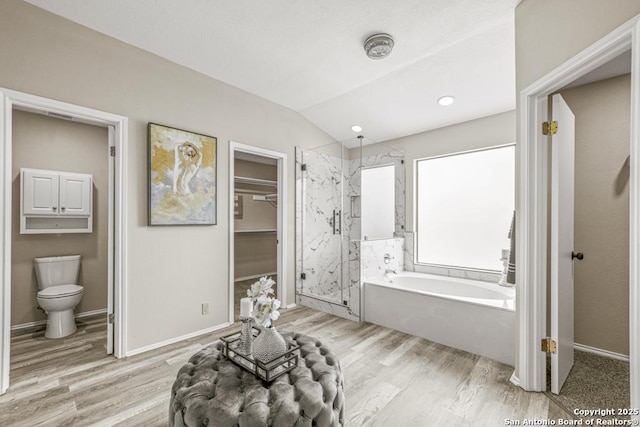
<box><xmin>0</xmin><ymin>306</ymin><xmax>569</xmax><ymax>426</ymax></box>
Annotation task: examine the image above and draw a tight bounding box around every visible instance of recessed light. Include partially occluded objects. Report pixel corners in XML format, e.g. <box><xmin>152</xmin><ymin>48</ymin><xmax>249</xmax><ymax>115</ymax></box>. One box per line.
<box><xmin>437</xmin><ymin>96</ymin><xmax>455</xmax><ymax>106</ymax></box>
<box><xmin>351</xmin><ymin>125</ymin><xmax>363</xmax><ymax>132</ymax></box>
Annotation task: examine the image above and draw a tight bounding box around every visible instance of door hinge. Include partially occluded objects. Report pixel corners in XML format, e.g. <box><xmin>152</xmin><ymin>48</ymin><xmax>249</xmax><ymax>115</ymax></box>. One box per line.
<box><xmin>542</xmin><ymin>121</ymin><xmax>558</xmax><ymax>135</ymax></box>
<box><xmin>108</xmin><ymin>313</ymin><xmax>115</xmax><ymax>324</ymax></box>
<box><xmin>110</xmin><ymin>146</ymin><xmax>116</xmax><ymax>157</ymax></box>
<box><xmin>300</xmin><ymin>163</ymin><xmax>307</xmax><ymax>171</ymax></box>
<box><xmin>541</xmin><ymin>337</ymin><xmax>557</xmax><ymax>354</ymax></box>
<box><xmin>300</xmin><ymin>273</ymin><xmax>306</xmax><ymax>280</ymax></box>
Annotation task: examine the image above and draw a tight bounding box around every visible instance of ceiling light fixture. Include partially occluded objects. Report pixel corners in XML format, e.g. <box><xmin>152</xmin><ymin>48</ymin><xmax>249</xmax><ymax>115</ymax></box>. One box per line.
<box><xmin>364</xmin><ymin>33</ymin><xmax>394</xmax><ymax>60</ymax></box>
<box><xmin>437</xmin><ymin>95</ymin><xmax>456</xmax><ymax>106</ymax></box>
<box><xmin>351</xmin><ymin>125</ymin><xmax>363</xmax><ymax>133</ymax></box>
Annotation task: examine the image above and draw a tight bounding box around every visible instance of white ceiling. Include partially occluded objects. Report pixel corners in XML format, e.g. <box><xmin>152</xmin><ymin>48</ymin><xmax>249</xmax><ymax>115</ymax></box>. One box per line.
<box><xmin>24</xmin><ymin>0</ymin><xmax>516</xmax><ymax>143</ymax></box>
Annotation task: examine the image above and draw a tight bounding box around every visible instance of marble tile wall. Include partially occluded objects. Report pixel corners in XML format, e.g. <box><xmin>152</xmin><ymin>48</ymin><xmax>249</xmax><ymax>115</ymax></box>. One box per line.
<box><xmin>348</xmin><ymin>241</ymin><xmax>361</xmax><ymax>317</ymax></box>
<box><xmin>360</xmin><ymin>238</ymin><xmax>404</xmax><ymax>282</ymax></box>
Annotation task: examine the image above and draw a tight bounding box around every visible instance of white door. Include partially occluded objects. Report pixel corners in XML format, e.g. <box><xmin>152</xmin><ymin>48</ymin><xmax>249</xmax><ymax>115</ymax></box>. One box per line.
<box><xmin>22</xmin><ymin>169</ymin><xmax>59</xmax><ymax>215</ymax></box>
<box><xmin>59</xmin><ymin>173</ymin><xmax>92</xmax><ymax>216</ymax></box>
<box><xmin>550</xmin><ymin>94</ymin><xmax>576</xmax><ymax>394</ymax></box>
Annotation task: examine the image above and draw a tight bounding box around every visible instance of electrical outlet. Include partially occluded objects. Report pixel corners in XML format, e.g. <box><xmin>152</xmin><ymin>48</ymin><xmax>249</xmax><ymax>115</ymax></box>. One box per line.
<box><xmin>201</xmin><ymin>303</ymin><xmax>209</xmax><ymax>315</ymax></box>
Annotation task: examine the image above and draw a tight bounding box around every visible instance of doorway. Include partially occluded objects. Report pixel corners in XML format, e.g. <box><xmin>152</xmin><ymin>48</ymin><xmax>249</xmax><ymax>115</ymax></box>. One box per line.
<box><xmin>517</xmin><ymin>17</ymin><xmax>640</xmax><ymax>411</ymax></box>
<box><xmin>10</xmin><ymin>109</ymin><xmax>111</xmax><ymax>358</ymax></box>
<box><xmin>545</xmin><ymin>71</ymin><xmax>631</xmax><ymax>414</ymax></box>
<box><xmin>0</xmin><ymin>88</ymin><xmax>128</xmax><ymax>395</ymax></box>
<box><xmin>228</xmin><ymin>142</ymin><xmax>287</xmax><ymax>324</ymax></box>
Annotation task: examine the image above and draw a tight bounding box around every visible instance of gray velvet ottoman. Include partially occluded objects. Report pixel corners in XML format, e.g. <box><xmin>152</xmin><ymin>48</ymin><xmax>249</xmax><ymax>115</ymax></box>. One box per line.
<box><xmin>170</xmin><ymin>331</ymin><xmax>345</xmax><ymax>427</ymax></box>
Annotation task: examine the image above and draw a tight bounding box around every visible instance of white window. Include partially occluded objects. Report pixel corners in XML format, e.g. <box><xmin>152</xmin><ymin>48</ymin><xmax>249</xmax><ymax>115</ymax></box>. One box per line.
<box><xmin>416</xmin><ymin>145</ymin><xmax>515</xmax><ymax>271</ymax></box>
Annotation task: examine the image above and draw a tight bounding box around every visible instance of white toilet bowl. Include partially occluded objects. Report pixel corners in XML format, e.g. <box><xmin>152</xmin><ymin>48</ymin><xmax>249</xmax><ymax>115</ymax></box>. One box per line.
<box><xmin>36</xmin><ymin>285</ymin><xmax>84</xmax><ymax>339</ymax></box>
<box><xmin>33</xmin><ymin>255</ymin><xmax>85</xmax><ymax>339</ymax></box>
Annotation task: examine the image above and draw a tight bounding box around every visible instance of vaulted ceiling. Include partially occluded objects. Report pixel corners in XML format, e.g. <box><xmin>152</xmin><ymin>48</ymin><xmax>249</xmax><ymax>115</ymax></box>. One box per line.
<box><xmin>25</xmin><ymin>0</ymin><xmax>516</xmax><ymax>143</ymax></box>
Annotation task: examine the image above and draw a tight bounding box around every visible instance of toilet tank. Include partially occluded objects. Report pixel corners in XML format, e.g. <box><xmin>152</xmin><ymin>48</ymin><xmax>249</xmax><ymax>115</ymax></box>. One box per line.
<box><xmin>33</xmin><ymin>255</ymin><xmax>81</xmax><ymax>289</ymax></box>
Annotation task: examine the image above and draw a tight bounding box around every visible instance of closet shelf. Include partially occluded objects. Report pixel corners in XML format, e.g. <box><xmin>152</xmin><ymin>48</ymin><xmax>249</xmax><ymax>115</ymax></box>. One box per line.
<box><xmin>235</xmin><ymin>188</ymin><xmax>272</xmax><ymax>195</ymax></box>
<box><xmin>235</xmin><ymin>229</ymin><xmax>277</xmax><ymax>234</ymax></box>
<box><xmin>252</xmin><ymin>194</ymin><xmax>277</xmax><ymax>202</ymax></box>
<box><xmin>234</xmin><ymin>176</ymin><xmax>277</xmax><ymax>187</ymax></box>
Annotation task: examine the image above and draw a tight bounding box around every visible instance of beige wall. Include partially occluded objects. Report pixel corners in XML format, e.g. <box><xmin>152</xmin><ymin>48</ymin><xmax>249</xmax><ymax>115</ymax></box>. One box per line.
<box><xmin>376</xmin><ymin>110</ymin><xmax>516</xmax><ymax>229</ymax></box>
<box><xmin>515</xmin><ymin>0</ymin><xmax>640</xmax><ymax>379</ymax></box>
<box><xmin>0</xmin><ymin>0</ymin><xmax>334</xmax><ymax>351</ymax></box>
<box><xmin>559</xmin><ymin>75</ymin><xmax>630</xmax><ymax>355</ymax></box>
<box><xmin>515</xmin><ymin>1</ymin><xmax>640</xmax><ymax>93</ymax></box>
<box><xmin>234</xmin><ymin>159</ymin><xmax>277</xmax><ymax>278</ymax></box>
<box><xmin>11</xmin><ymin>111</ymin><xmax>108</xmax><ymax>326</ymax></box>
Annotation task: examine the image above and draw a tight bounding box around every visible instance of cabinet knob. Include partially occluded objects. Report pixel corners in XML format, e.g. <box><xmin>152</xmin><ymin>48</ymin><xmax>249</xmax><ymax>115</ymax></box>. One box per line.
<box><xmin>61</xmin><ymin>207</ymin><xmax>66</xmax><ymax>211</ymax></box>
<box><xmin>52</xmin><ymin>207</ymin><xmax>57</xmax><ymax>211</ymax></box>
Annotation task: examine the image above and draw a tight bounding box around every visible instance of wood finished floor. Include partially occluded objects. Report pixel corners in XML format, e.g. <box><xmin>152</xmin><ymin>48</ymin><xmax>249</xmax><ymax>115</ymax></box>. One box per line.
<box><xmin>0</xmin><ymin>306</ymin><xmax>569</xmax><ymax>426</ymax></box>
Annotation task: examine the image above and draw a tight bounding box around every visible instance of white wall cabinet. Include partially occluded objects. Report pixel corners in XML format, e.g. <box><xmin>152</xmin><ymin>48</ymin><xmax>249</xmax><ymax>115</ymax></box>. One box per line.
<box><xmin>21</xmin><ymin>168</ymin><xmax>93</xmax><ymax>234</ymax></box>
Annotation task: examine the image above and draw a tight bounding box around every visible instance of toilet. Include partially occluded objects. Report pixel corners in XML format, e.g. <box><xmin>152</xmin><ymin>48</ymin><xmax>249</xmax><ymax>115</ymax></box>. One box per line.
<box><xmin>34</xmin><ymin>255</ymin><xmax>84</xmax><ymax>339</ymax></box>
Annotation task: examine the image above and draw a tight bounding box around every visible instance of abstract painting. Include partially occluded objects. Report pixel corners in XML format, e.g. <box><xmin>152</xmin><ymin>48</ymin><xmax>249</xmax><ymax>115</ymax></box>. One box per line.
<box><xmin>148</xmin><ymin>123</ymin><xmax>217</xmax><ymax>225</ymax></box>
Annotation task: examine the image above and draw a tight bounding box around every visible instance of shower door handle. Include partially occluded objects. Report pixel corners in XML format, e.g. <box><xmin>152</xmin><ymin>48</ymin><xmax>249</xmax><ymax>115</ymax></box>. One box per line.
<box><xmin>332</xmin><ymin>210</ymin><xmax>341</xmax><ymax>235</ymax></box>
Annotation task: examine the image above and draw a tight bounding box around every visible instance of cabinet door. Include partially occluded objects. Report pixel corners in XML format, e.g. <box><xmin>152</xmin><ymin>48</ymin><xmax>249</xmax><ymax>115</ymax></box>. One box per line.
<box><xmin>59</xmin><ymin>173</ymin><xmax>92</xmax><ymax>216</ymax></box>
<box><xmin>22</xmin><ymin>170</ymin><xmax>59</xmax><ymax>215</ymax></box>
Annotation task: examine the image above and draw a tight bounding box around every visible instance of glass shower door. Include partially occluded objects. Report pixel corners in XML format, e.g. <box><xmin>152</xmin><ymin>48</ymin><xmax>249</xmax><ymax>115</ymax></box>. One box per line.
<box><xmin>299</xmin><ymin>142</ymin><xmax>344</xmax><ymax>303</ymax></box>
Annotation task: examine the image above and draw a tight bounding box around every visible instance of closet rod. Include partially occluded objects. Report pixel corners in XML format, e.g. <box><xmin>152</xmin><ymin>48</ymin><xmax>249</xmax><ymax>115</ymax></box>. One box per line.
<box><xmin>235</xmin><ymin>188</ymin><xmax>272</xmax><ymax>195</ymax></box>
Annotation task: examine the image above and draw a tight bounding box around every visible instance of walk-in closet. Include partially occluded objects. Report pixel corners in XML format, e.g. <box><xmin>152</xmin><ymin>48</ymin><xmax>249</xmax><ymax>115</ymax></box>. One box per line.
<box><xmin>233</xmin><ymin>153</ymin><xmax>278</xmax><ymax>318</ymax></box>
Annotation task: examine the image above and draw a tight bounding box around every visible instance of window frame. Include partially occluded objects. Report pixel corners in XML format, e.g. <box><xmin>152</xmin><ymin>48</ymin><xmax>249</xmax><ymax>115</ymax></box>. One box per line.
<box><xmin>414</xmin><ymin>143</ymin><xmax>516</xmax><ymax>273</ymax></box>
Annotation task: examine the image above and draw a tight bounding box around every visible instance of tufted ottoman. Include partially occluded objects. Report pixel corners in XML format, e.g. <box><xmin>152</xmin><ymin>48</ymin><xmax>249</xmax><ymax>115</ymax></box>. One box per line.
<box><xmin>169</xmin><ymin>331</ymin><xmax>345</xmax><ymax>427</ymax></box>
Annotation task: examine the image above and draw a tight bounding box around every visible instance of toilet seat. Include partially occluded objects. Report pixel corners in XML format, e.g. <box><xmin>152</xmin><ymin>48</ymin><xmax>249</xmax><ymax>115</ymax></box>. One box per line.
<box><xmin>37</xmin><ymin>284</ymin><xmax>83</xmax><ymax>299</ymax></box>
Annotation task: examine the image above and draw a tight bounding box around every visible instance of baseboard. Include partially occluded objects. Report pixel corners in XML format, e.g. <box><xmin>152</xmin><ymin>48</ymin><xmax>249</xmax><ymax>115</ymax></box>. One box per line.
<box><xmin>76</xmin><ymin>308</ymin><xmax>108</xmax><ymax>319</ymax></box>
<box><xmin>509</xmin><ymin>371</ymin><xmax>520</xmax><ymax>387</ymax></box>
<box><xmin>574</xmin><ymin>342</ymin><xmax>629</xmax><ymax>362</ymax></box>
<box><xmin>126</xmin><ymin>321</ymin><xmax>232</xmax><ymax>357</ymax></box>
<box><xmin>234</xmin><ymin>272</ymin><xmax>277</xmax><ymax>282</ymax></box>
<box><xmin>285</xmin><ymin>303</ymin><xmax>297</xmax><ymax>309</ymax></box>
<box><xmin>11</xmin><ymin>308</ymin><xmax>108</xmax><ymax>331</ymax></box>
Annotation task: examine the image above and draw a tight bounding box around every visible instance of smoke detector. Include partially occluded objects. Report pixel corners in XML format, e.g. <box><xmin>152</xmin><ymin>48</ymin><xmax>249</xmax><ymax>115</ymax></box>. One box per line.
<box><xmin>364</xmin><ymin>33</ymin><xmax>394</xmax><ymax>60</ymax></box>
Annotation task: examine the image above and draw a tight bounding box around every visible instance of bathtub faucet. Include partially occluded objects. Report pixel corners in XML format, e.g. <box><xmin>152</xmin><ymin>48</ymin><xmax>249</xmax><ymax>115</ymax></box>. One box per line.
<box><xmin>384</xmin><ymin>269</ymin><xmax>397</xmax><ymax>275</ymax></box>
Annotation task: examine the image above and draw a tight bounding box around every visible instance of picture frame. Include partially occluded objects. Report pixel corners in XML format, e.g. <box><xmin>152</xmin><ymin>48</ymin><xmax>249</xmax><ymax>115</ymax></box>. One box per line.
<box><xmin>148</xmin><ymin>123</ymin><xmax>217</xmax><ymax>225</ymax></box>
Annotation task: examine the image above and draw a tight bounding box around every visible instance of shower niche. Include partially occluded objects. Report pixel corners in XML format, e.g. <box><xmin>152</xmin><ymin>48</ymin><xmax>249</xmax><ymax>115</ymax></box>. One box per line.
<box><xmin>295</xmin><ymin>139</ymin><xmax>405</xmax><ymax>321</ymax></box>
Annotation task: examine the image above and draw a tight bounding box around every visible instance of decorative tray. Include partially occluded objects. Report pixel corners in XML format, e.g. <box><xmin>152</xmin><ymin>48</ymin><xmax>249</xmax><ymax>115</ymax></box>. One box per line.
<box><xmin>220</xmin><ymin>327</ymin><xmax>300</xmax><ymax>382</ymax></box>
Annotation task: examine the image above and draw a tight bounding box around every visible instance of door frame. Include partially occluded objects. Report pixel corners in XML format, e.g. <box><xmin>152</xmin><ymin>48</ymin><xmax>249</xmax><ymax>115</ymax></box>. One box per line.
<box><xmin>0</xmin><ymin>88</ymin><xmax>129</xmax><ymax>394</ymax></box>
<box><xmin>228</xmin><ymin>141</ymin><xmax>287</xmax><ymax>324</ymax></box>
<box><xmin>517</xmin><ymin>16</ymin><xmax>640</xmax><ymax>408</ymax></box>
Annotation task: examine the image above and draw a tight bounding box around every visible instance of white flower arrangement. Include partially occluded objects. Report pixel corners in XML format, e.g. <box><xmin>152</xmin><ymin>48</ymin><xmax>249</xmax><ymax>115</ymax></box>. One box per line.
<box><xmin>253</xmin><ymin>296</ymin><xmax>281</xmax><ymax>328</ymax></box>
<box><xmin>246</xmin><ymin>276</ymin><xmax>281</xmax><ymax>327</ymax></box>
<box><xmin>247</xmin><ymin>276</ymin><xmax>275</xmax><ymax>301</ymax></box>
